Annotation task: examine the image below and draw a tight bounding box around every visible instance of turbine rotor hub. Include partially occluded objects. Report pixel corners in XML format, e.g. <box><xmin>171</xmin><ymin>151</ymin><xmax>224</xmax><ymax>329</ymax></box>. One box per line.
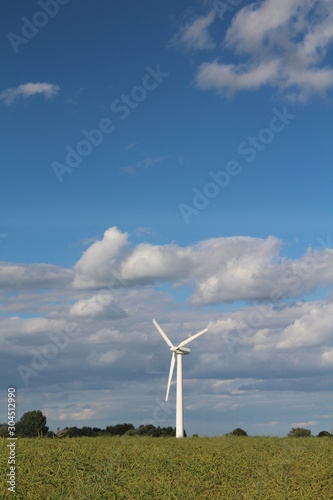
<box><xmin>171</xmin><ymin>346</ymin><xmax>191</xmax><ymax>355</ymax></box>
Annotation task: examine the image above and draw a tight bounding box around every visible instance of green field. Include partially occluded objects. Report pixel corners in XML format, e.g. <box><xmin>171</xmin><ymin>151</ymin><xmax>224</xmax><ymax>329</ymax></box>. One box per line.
<box><xmin>1</xmin><ymin>436</ymin><xmax>332</xmax><ymax>499</ymax></box>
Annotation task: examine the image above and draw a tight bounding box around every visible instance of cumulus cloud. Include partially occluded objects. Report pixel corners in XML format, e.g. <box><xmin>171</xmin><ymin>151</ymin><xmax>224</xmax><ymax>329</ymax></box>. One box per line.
<box><xmin>69</xmin><ymin>293</ymin><xmax>127</xmax><ymax>320</ymax></box>
<box><xmin>1</xmin><ymin>225</ymin><xmax>332</xmax><ymax>436</ymax></box>
<box><xmin>121</xmin><ymin>242</ymin><xmax>192</xmax><ymax>283</ymax></box>
<box><xmin>0</xmin><ymin>82</ymin><xmax>60</xmax><ymax>105</ymax></box>
<box><xmin>224</xmin><ymin>0</ymin><xmax>304</xmax><ymax>53</ymax></box>
<box><xmin>0</xmin><ymin>317</ymin><xmax>67</xmax><ymax>355</ymax></box>
<box><xmin>277</xmin><ymin>303</ymin><xmax>333</xmax><ymax>349</ymax></box>
<box><xmin>194</xmin><ymin>0</ymin><xmax>333</xmax><ymax>101</ymax></box>
<box><xmin>168</xmin><ymin>10</ymin><xmax>216</xmax><ymax>51</ymax></box>
<box><xmin>85</xmin><ymin>327</ymin><xmax>120</xmax><ymax>344</ymax></box>
<box><xmin>190</xmin><ymin>235</ymin><xmax>282</xmax><ymax>304</ymax></box>
<box><xmin>87</xmin><ymin>349</ymin><xmax>126</xmax><ymax>367</ymax></box>
<box><xmin>195</xmin><ymin>60</ymin><xmax>280</xmax><ymax>96</ymax></box>
<box><xmin>0</xmin><ymin>262</ymin><xmax>73</xmax><ymax>290</ymax></box>
<box><xmin>1</xmin><ymin>228</ymin><xmax>332</xmax><ymax>308</ymax></box>
<box><xmin>73</xmin><ymin>227</ymin><xmax>129</xmax><ymax>289</ymax></box>
<box><xmin>0</xmin><ymin>317</ymin><xmax>66</xmax><ymax>337</ymax></box>
<box><xmin>243</xmin><ymin>301</ymin><xmax>333</xmax><ymax>354</ymax></box>
<box><xmin>72</xmin><ymin>227</ymin><xmax>333</xmax><ymax>305</ymax></box>
<box><xmin>207</xmin><ymin>317</ymin><xmax>241</xmax><ymax>335</ymax></box>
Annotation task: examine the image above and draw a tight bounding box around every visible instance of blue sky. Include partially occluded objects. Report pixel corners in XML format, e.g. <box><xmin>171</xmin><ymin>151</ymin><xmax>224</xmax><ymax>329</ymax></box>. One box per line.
<box><xmin>1</xmin><ymin>0</ymin><xmax>333</xmax><ymax>436</ymax></box>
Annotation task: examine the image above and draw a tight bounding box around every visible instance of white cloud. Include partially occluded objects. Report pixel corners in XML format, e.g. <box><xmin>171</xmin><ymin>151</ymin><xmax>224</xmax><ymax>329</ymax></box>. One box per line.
<box><xmin>1</xmin><ymin>236</ymin><xmax>332</xmax><ymax>437</ymax></box>
<box><xmin>322</xmin><ymin>348</ymin><xmax>333</xmax><ymax>365</ymax></box>
<box><xmin>195</xmin><ymin>60</ymin><xmax>280</xmax><ymax>96</ymax></box>
<box><xmin>224</xmin><ymin>0</ymin><xmax>305</xmax><ymax>53</ymax></box>
<box><xmin>207</xmin><ymin>317</ymin><xmax>241</xmax><ymax>335</ymax></box>
<box><xmin>168</xmin><ymin>10</ymin><xmax>216</xmax><ymax>51</ymax></box>
<box><xmin>193</xmin><ymin>240</ymin><xmax>333</xmax><ymax>305</ymax></box>
<box><xmin>277</xmin><ymin>302</ymin><xmax>333</xmax><ymax>349</ymax></box>
<box><xmin>191</xmin><ymin>235</ymin><xmax>282</xmax><ymax>304</ymax></box>
<box><xmin>69</xmin><ymin>293</ymin><xmax>127</xmax><ymax>320</ymax></box>
<box><xmin>57</xmin><ymin>407</ymin><xmax>96</xmax><ymax>422</ymax></box>
<box><xmin>0</xmin><ymin>317</ymin><xmax>67</xmax><ymax>355</ymax></box>
<box><xmin>0</xmin><ymin>317</ymin><xmax>66</xmax><ymax>337</ymax></box>
<box><xmin>72</xmin><ymin>227</ymin><xmax>333</xmax><ymax>305</ymax></box>
<box><xmin>243</xmin><ymin>301</ymin><xmax>333</xmax><ymax>354</ymax></box>
<box><xmin>73</xmin><ymin>227</ymin><xmax>129</xmax><ymax>289</ymax></box>
<box><xmin>1</xmin><ymin>228</ymin><xmax>332</xmax><ymax>308</ymax></box>
<box><xmin>121</xmin><ymin>242</ymin><xmax>192</xmax><ymax>283</ymax></box>
<box><xmin>0</xmin><ymin>262</ymin><xmax>73</xmax><ymax>290</ymax></box>
<box><xmin>285</xmin><ymin>66</ymin><xmax>333</xmax><ymax>102</ymax></box>
<box><xmin>85</xmin><ymin>327</ymin><xmax>120</xmax><ymax>344</ymax></box>
<box><xmin>0</xmin><ymin>82</ymin><xmax>60</xmax><ymax>105</ymax></box>
<box><xmin>291</xmin><ymin>420</ymin><xmax>317</xmax><ymax>428</ymax></box>
<box><xmin>194</xmin><ymin>0</ymin><xmax>333</xmax><ymax>101</ymax></box>
<box><xmin>87</xmin><ymin>349</ymin><xmax>125</xmax><ymax>367</ymax></box>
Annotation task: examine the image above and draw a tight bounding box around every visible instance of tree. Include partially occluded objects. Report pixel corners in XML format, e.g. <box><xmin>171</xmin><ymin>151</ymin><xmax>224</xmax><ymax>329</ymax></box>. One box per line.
<box><xmin>66</xmin><ymin>426</ymin><xmax>83</xmax><ymax>437</ymax></box>
<box><xmin>317</xmin><ymin>430</ymin><xmax>333</xmax><ymax>438</ymax></box>
<box><xmin>124</xmin><ymin>424</ymin><xmax>176</xmax><ymax>437</ymax></box>
<box><xmin>81</xmin><ymin>426</ymin><xmax>94</xmax><ymax>437</ymax></box>
<box><xmin>230</xmin><ymin>428</ymin><xmax>248</xmax><ymax>436</ymax></box>
<box><xmin>45</xmin><ymin>430</ymin><xmax>56</xmax><ymax>438</ymax></box>
<box><xmin>105</xmin><ymin>423</ymin><xmax>134</xmax><ymax>436</ymax></box>
<box><xmin>16</xmin><ymin>410</ymin><xmax>49</xmax><ymax>437</ymax></box>
<box><xmin>0</xmin><ymin>423</ymin><xmax>8</xmax><ymax>437</ymax></box>
<box><xmin>288</xmin><ymin>427</ymin><xmax>311</xmax><ymax>438</ymax></box>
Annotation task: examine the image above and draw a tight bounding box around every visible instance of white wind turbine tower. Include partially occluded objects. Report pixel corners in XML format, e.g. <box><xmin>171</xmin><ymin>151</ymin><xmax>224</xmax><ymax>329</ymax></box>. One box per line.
<box><xmin>153</xmin><ymin>319</ymin><xmax>208</xmax><ymax>438</ymax></box>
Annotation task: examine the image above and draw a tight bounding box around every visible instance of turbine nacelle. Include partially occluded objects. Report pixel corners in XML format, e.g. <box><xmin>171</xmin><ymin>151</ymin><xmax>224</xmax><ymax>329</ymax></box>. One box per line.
<box><xmin>171</xmin><ymin>346</ymin><xmax>191</xmax><ymax>355</ymax></box>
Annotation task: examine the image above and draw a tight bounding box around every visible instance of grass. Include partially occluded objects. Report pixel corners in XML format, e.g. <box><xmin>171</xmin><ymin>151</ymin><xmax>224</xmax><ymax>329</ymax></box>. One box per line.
<box><xmin>1</xmin><ymin>435</ymin><xmax>332</xmax><ymax>499</ymax></box>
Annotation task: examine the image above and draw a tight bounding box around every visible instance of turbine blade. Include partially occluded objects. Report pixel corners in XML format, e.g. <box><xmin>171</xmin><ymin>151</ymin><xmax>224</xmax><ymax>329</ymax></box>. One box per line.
<box><xmin>177</xmin><ymin>328</ymin><xmax>208</xmax><ymax>348</ymax></box>
<box><xmin>152</xmin><ymin>319</ymin><xmax>174</xmax><ymax>348</ymax></box>
<box><xmin>166</xmin><ymin>352</ymin><xmax>176</xmax><ymax>401</ymax></box>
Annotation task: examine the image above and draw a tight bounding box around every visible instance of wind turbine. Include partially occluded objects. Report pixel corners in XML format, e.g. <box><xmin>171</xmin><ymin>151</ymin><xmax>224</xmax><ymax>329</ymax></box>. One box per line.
<box><xmin>153</xmin><ymin>319</ymin><xmax>208</xmax><ymax>438</ymax></box>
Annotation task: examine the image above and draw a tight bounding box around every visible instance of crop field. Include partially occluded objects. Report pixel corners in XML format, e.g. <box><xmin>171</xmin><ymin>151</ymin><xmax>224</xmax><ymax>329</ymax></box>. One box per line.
<box><xmin>1</xmin><ymin>435</ymin><xmax>332</xmax><ymax>499</ymax></box>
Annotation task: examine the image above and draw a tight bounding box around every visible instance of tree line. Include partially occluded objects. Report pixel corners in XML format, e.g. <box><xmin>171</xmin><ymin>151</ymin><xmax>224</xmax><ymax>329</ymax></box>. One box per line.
<box><xmin>0</xmin><ymin>411</ymin><xmax>332</xmax><ymax>439</ymax></box>
<box><xmin>0</xmin><ymin>410</ymin><xmax>176</xmax><ymax>438</ymax></box>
